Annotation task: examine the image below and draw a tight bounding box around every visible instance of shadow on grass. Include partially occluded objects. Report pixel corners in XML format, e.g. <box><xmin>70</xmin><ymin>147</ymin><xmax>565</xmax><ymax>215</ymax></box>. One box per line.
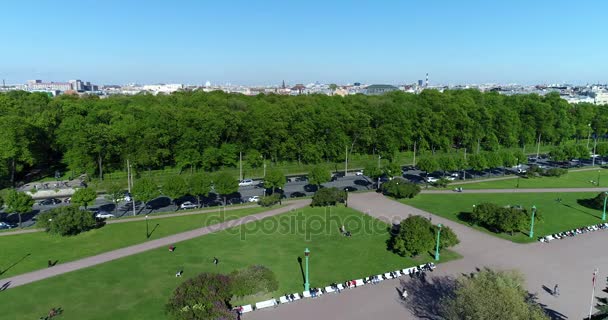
<box><xmin>147</xmin><ymin>223</ymin><xmax>160</xmax><ymax>239</ymax></box>
<box><xmin>297</xmin><ymin>257</ymin><xmax>305</xmax><ymax>289</ymax></box>
<box><xmin>0</xmin><ymin>253</ymin><xmax>31</xmax><ymax>275</ymax></box>
<box><xmin>562</xmin><ymin>202</ymin><xmax>599</xmax><ymax>219</ymax></box>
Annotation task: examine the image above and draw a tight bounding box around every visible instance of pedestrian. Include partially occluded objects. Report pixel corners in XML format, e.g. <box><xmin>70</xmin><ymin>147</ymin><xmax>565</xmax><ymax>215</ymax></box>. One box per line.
<box><xmin>48</xmin><ymin>260</ymin><xmax>52</xmax><ymax>268</ymax></box>
<box><xmin>169</xmin><ymin>245</ymin><xmax>175</xmax><ymax>252</ymax></box>
<box><xmin>213</xmin><ymin>257</ymin><xmax>219</xmax><ymax>265</ymax></box>
<box><xmin>175</xmin><ymin>270</ymin><xmax>183</xmax><ymax>277</ymax></box>
<box><xmin>553</xmin><ymin>284</ymin><xmax>559</xmax><ymax>296</ymax></box>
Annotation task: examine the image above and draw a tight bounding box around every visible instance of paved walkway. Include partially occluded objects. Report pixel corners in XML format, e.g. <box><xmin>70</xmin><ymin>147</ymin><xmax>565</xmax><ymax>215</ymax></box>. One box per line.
<box><xmin>248</xmin><ymin>193</ymin><xmax>608</xmax><ymax>320</ymax></box>
<box><xmin>422</xmin><ymin>187</ymin><xmax>608</xmax><ymax>194</ymax></box>
<box><xmin>0</xmin><ymin>199</ymin><xmax>310</xmax><ymax>289</ymax></box>
<box><xmin>0</xmin><ymin>204</ymin><xmax>259</xmax><ymax>237</ymax></box>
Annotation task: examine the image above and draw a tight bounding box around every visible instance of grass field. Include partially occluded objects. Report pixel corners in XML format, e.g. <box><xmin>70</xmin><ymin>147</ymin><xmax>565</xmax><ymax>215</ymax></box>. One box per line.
<box><xmin>0</xmin><ymin>206</ymin><xmax>270</xmax><ymax>277</ymax></box>
<box><xmin>451</xmin><ymin>168</ymin><xmax>607</xmax><ymax>189</ymax></box>
<box><xmin>0</xmin><ymin>207</ymin><xmax>460</xmax><ymax>320</ymax></box>
<box><xmin>402</xmin><ymin>192</ymin><xmax>605</xmax><ymax>243</ymax></box>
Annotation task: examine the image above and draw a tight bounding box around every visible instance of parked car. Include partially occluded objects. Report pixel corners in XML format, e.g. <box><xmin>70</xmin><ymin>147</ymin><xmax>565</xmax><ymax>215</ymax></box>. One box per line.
<box><xmin>239</xmin><ymin>179</ymin><xmax>254</xmax><ymax>187</ymax></box>
<box><xmin>39</xmin><ymin>198</ymin><xmax>61</xmax><ymax>206</ymax></box>
<box><xmin>63</xmin><ymin>197</ymin><xmax>71</xmax><ymax>203</ymax></box>
<box><xmin>425</xmin><ymin>177</ymin><xmax>439</xmax><ymax>183</ymax></box>
<box><xmin>355</xmin><ymin>170</ymin><xmax>364</xmax><ymax>176</ymax></box>
<box><xmin>0</xmin><ymin>222</ymin><xmax>16</xmax><ymax>229</ymax></box>
<box><xmin>343</xmin><ymin>186</ymin><xmax>358</xmax><ymax>192</ymax></box>
<box><xmin>179</xmin><ymin>201</ymin><xmax>198</xmax><ymax>210</ymax></box>
<box><xmin>95</xmin><ymin>211</ymin><xmax>115</xmax><ymax>219</ymax></box>
<box><xmin>248</xmin><ymin>196</ymin><xmax>260</xmax><ymax>203</ymax></box>
<box><xmin>445</xmin><ymin>176</ymin><xmax>456</xmax><ymax>181</ymax></box>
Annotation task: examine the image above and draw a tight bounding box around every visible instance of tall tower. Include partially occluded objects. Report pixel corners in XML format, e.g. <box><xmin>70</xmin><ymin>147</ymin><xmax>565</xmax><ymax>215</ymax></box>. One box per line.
<box><xmin>425</xmin><ymin>73</ymin><xmax>429</xmax><ymax>88</ymax></box>
<box><xmin>282</xmin><ymin>80</ymin><xmax>286</xmax><ymax>89</ymax></box>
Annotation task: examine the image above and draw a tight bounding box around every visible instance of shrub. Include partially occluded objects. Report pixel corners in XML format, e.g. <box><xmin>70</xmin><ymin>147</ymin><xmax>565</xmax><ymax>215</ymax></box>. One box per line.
<box><xmin>471</xmin><ymin>203</ymin><xmax>540</xmax><ymax>235</ymax></box>
<box><xmin>433</xmin><ymin>178</ymin><xmax>450</xmax><ymax>188</ymax></box>
<box><xmin>543</xmin><ymin>168</ymin><xmax>567</xmax><ymax>177</ymax></box>
<box><xmin>229</xmin><ymin>265</ymin><xmax>279</xmax><ymax>298</ymax></box>
<box><xmin>37</xmin><ymin>205</ymin><xmax>102</xmax><ymax>236</ymax></box>
<box><xmin>166</xmin><ymin>273</ymin><xmax>235</xmax><ymax>320</ymax></box>
<box><xmin>258</xmin><ymin>194</ymin><xmax>280</xmax><ymax>207</ymax></box>
<box><xmin>389</xmin><ymin>215</ymin><xmax>459</xmax><ymax>257</ymax></box>
<box><xmin>311</xmin><ymin>187</ymin><xmax>346</xmax><ymax>206</ymax></box>
<box><xmin>590</xmin><ymin>192</ymin><xmax>608</xmax><ymax>210</ymax></box>
<box><xmin>381</xmin><ymin>178</ymin><xmax>420</xmax><ymax>199</ymax></box>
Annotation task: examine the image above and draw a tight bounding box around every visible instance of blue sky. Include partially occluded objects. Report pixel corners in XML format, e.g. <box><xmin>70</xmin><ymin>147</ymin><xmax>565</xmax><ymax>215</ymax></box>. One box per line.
<box><xmin>1</xmin><ymin>0</ymin><xmax>607</xmax><ymax>85</ymax></box>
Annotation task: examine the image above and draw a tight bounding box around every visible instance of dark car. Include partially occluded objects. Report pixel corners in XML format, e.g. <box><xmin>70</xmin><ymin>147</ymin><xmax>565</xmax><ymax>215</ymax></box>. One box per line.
<box><xmin>39</xmin><ymin>198</ymin><xmax>61</xmax><ymax>206</ymax></box>
<box><xmin>343</xmin><ymin>186</ymin><xmax>358</xmax><ymax>192</ymax></box>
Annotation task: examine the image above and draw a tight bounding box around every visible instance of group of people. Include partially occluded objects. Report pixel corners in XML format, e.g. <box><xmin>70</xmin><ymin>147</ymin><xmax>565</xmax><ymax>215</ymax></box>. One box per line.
<box><xmin>283</xmin><ymin>293</ymin><xmax>298</xmax><ymax>302</ymax></box>
<box><xmin>539</xmin><ymin>223</ymin><xmax>608</xmax><ymax>243</ymax></box>
<box><xmin>339</xmin><ymin>225</ymin><xmax>352</xmax><ymax>237</ymax></box>
<box><xmin>408</xmin><ymin>263</ymin><xmax>435</xmax><ymax>279</ymax></box>
<box><xmin>309</xmin><ymin>287</ymin><xmax>321</xmax><ymax>298</ymax></box>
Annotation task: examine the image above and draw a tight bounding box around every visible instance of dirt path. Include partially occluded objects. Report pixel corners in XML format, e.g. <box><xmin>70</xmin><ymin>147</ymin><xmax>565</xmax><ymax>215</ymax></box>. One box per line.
<box><xmin>0</xmin><ymin>199</ymin><xmax>310</xmax><ymax>289</ymax></box>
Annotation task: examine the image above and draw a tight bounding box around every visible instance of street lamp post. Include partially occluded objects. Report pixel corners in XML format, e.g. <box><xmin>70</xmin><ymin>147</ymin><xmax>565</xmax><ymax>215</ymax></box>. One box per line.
<box><xmin>602</xmin><ymin>192</ymin><xmax>607</xmax><ymax>221</ymax></box>
<box><xmin>434</xmin><ymin>224</ymin><xmax>442</xmax><ymax>261</ymax></box>
<box><xmin>586</xmin><ymin>123</ymin><xmax>592</xmax><ymax>150</ymax></box>
<box><xmin>145</xmin><ymin>215</ymin><xmax>149</xmax><ymax>239</ymax></box>
<box><xmin>598</xmin><ymin>170</ymin><xmax>601</xmax><ymax>187</ymax></box>
<box><xmin>516</xmin><ymin>158</ymin><xmax>520</xmax><ymax>188</ymax></box>
<box><xmin>304</xmin><ymin>248</ymin><xmax>310</xmax><ymax>291</ymax></box>
<box><xmin>529</xmin><ymin>205</ymin><xmax>537</xmax><ymax>238</ymax></box>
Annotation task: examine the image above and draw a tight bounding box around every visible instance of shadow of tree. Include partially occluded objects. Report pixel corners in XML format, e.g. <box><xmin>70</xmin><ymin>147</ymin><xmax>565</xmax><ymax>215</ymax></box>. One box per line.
<box><xmin>399</xmin><ymin>275</ymin><xmax>456</xmax><ymax>320</ymax></box>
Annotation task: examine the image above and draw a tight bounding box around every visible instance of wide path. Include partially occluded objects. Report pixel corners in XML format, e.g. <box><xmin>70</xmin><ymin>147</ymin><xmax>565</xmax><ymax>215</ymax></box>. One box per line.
<box><xmin>422</xmin><ymin>187</ymin><xmax>608</xmax><ymax>194</ymax></box>
<box><xmin>0</xmin><ymin>199</ymin><xmax>310</xmax><ymax>289</ymax></box>
<box><xmin>248</xmin><ymin>193</ymin><xmax>608</xmax><ymax>320</ymax></box>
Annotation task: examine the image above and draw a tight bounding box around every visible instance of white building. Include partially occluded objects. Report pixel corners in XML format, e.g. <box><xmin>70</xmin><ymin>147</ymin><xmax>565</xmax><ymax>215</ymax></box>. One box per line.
<box><xmin>593</xmin><ymin>91</ymin><xmax>608</xmax><ymax>105</ymax></box>
<box><xmin>142</xmin><ymin>84</ymin><xmax>184</xmax><ymax>94</ymax></box>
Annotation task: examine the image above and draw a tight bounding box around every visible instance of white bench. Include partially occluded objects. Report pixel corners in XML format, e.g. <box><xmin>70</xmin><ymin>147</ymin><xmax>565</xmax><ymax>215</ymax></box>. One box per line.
<box><xmin>336</xmin><ymin>283</ymin><xmax>345</xmax><ymax>291</ymax></box>
<box><xmin>354</xmin><ymin>279</ymin><xmax>365</xmax><ymax>286</ymax></box>
<box><xmin>325</xmin><ymin>286</ymin><xmax>336</xmax><ymax>293</ymax></box>
<box><xmin>279</xmin><ymin>296</ymin><xmax>290</xmax><ymax>304</ymax></box>
<box><xmin>375</xmin><ymin>274</ymin><xmax>385</xmax><ymax>282</ymax></box>
<box><xmin>302</xmin><ymin>291</ymin><xmax>311</xmax><ymax>298</ymax></box>
<box><xmin>384</xmin><ymin>272</ymin><xmax>394</xmax><ymax>279</ymax></box>
<box><xmin>241</xmin><ymin>305</ymin><xmax>253</xmax><ymax>313</ymax></box>
<box><xmin>255</xmin><ymin>299</ymin><xmax>277</xmax><ymax>310</ymax></box>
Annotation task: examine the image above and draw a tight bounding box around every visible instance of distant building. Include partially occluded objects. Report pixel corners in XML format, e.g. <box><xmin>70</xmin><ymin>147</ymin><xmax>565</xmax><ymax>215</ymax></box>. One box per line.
<box><xmin>142</xmin><ymin>84</ymin><xmax>184</xmax><ymax>94</ymax></box>
<box><xmin>364</xmin><ymin>84</ymin><xmax>398</xmax><ymax>95</ymax></box>
<box><xmin>418</xmin><ymin>80</ymin><xmax>423</xmax><ymax>86</ymax></box>
<box><xmin>594</xmin><ymin>91</ymin><xmax>608</xmax><ymax>105</ymax></box>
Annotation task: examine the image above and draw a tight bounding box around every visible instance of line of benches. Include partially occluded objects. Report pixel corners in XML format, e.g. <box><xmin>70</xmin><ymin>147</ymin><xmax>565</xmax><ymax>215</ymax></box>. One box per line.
<box><xmin>539</xmin><ymin>223</ymin><xmax>608</xmax><ymax>243</ymax></box>
<box><xmin>236</xmin><ymin>263</ymin><xmax>436</xmax><ymax>314</ymax></box>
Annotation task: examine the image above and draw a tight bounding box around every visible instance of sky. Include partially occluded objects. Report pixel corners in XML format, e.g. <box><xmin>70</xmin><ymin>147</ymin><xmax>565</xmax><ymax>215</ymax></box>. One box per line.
<box><xmin>1</xmin><ymin>0</ymin><xmax>607</xmax><ymax>85</ymax></box>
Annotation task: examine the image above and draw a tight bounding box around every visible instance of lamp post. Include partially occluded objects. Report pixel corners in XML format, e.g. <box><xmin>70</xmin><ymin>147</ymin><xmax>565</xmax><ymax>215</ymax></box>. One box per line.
<box><xmin>598</xmin><ymin>170</ymin><xmax>601</xmax><ymax>187</ymax></box>
<box><xmin>145</xmin><ymin>215</ymin><xmax>149</xmax><ymax>239</ymax></box>
<box><xmin>586</xmin><ymin>123</ymin><xmax>592</xmax><ymax>150</ymax></box>
<box><xmin>602</xmin><ymin>192</ymin><xmax>607</xmax><ymax>221</ymax></box>
<box><xmin>516</xmin><ymin>158</ymin><xmax>520</xmax><ymax>188</ymax></box>
<box><xmin>304</xmin><ymin>248</ymin><xmax>310</xmax><ymax>291</ymax></box>
<box><xmin>434</xmin><ymin>224</ymin><xmax>442</xmax><ymax>261</ymax></box>
<box><xmin>529</xmin><ymin>205</ymin><xmax>536</xmax><ymax>238</ymax></box>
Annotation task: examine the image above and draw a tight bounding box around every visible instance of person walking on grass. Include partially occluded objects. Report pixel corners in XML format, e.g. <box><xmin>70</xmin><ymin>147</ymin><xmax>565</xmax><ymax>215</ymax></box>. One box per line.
<box><xmin>213</xmin><ymin>257</ymin><xmax>219</xmax><ymax>265</ymax></box>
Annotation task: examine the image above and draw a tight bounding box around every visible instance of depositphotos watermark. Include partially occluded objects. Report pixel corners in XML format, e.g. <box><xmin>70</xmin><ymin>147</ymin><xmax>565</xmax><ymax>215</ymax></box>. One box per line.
<box><xmin>202</xmin><ymin>207</ymin><xmax>397</xmax><ymax>241</ymax></box>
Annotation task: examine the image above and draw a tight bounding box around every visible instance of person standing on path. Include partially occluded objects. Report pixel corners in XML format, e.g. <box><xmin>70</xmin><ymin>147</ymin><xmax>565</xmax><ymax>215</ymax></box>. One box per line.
<box><xmin>553</xmin><ymin>284</ymin><xmax>559</xmax><ymax>296</ymax></box>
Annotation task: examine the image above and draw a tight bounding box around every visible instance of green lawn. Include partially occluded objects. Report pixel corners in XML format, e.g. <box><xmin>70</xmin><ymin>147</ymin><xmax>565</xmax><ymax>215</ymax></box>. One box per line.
<box><xmin>0</xmin><ymin>206</ymin><xmax>270</xmax><ymax>277</ymax></box>
<box><xmin>402</xmin><ymin>192</ymin><xmax>605</xmax><ymax>243</ymax></box>
<box><xmin>0</xmin><ymin>207</ymin><xmax>460</xmax><ymax>320</ymax></box>
<box><xmin>452</xmin><ymin>168</ymin><xmax>607</xmax><ymax>189</ymax></box>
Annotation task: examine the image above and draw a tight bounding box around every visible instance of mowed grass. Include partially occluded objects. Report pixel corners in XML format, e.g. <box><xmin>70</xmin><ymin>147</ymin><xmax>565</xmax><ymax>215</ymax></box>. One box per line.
<box><xmin>0</xmin><ymin>207</ymin><xmax>460</xmax><ymax>320</ymax></box>
<box><xmin>402</xmin><ymin>192</ymin><xmax>605</xmax><ymax>243</ymax></box>
<box><xmin>452</xmin><ymin>168</ymin><xmax>607</xmax><ymax>189</ymax></box>
<box><xmin>0</xmin><ymin>206</ymin><xmax>270</xmax><ymax>277</ymax></box>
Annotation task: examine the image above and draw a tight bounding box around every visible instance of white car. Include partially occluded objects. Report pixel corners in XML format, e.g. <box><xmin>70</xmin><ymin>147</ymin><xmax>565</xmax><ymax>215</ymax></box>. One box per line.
<box><xmin>425</xmin><ymin>177</ymin><xmax>439</xmax><ymax>183</ymax></box>
<box><xmin>239</xmin><ymin>179</ymin><xmax>254</xmax><ymax>187</ymax></box>
<box><xmin>96</xmin><ymin>212</ymin><xmax>115</xmax><ymax>219</ymax></box>
<box><xmin>450</xmin><ymin>172</ymin><xmax>459</xmax><ymax>178</ymax></box>
<box><xmin>445</xmin><ymin>176</ymin><xmax>456</xmax><ymax>181</ymax></box>
<box><xmin>180</xmin><ymin>201</ymin><xmax>198</xmax><ymax>210</ymax></box>
<box><xmin>248</xmin><ymin>196</ymin><xmax>260</xmax><ymax>203</ymax></box>
<box><xmin>355</xmin><ymin>170</ymin><xmax>364</xmax><ymax>176</ymax></box>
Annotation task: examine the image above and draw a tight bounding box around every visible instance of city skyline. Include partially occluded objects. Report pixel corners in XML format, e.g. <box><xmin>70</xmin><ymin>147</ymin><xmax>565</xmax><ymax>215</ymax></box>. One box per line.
<box><xmin>1</xmin><ymin>0</ymin><xmax>607</xmax><ymax>85</ymax></box>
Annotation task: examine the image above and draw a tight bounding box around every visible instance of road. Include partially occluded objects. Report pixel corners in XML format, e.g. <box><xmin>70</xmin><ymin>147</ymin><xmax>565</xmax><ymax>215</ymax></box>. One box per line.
<box><xmin>0</xmin><ymin>199</ymin><xmax>311</xmax><ymax>289</ymax></box>
<box><xmin>247</xmin><ymin>192</ymin><xmax>608</xmax><ymax>320</ymax></box>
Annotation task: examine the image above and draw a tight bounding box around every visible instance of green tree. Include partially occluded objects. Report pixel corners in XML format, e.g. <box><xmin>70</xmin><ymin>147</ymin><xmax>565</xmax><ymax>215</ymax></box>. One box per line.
<box><xmin>435</xmin><ymin>224</ymin><xmax>460</xmax><ymax>249</ymax></box>
<box><xmin>443</xmin><ymin>269</ymin><xmax>548</xmax><ymax>320</ymax></box>
<box><xmin>213</xmin><ymin>172</ymin><xmax>238</xmax><ymax>205</ymax></box>
<box><xmin>162</xmin><ymin>175</ymin><xmax>189</xmax><ymax>201</ymax></box>
<box><xmin>390</xmin><ymin>215</ymin><xmax>435</xmax><ymax>257</ymax></box>
<box><xmin>438</xmin><ymin>155</ymin><xmax>458</xmax><ymax>176</ymax></box>
<box><xmin>264</xmin><ymin>169</ymin><xmax>285</xmax><ymax>194</ymax></box>
<box><xmin>188</xmin><ymin>173</ymin><xmax>212</xmax><ymax>206</ymax></box>
<box><xmin>311</xmin><ymin>187</ymin><xmax>346</xmax><ymax>207</ymax></box>
<box><xmin>383</xmin><ymin>161</ymin><xmax>402</xmax><ymax>178</ymax></box>
<box><xmin>309</xmin><ymin>165</ymin><xmax>331</xmax><ymax>188</ymax></box>
<box><xmin>363</xmin><ymin>162</ymin><xmax>383</xmax><ymax>189</ymax></box>
<box><xmin>381</xmin><ymin>178</ymin><xmax>421</xmax><ymax>199</ymax></box>
<box><xmin>104</xmin><ymin>181</ymin><xmax>124</xmax><ymax>214</ymax></box>
<box><xmin>467</xmin><ymin>153</ymin><xmax>488</xmax><ymax>173</ymax></box>
<box><xmin>165</xmin><ymin>272</ymin><xmax>235</xmax><ymax>320</ymax></box>
<box><xmin>513</xmin><ymin>150</ymin><xmax>527</xmax><ymax>165</ymax></box>
<box><xmin>416</xmin><ymin>156</ymin><xmax>439</xmax><ymax>175</ymax></box>
<box><xmin>71</xmin><ymin>187</ymin><xmax>97</xmax><ymax>209</ymax></box>
<box><xmin>132</xmin><ymin>178</ymin><xmax>160</xmax><ymax>209</ymax></box>
<box><xmin>485</xmin><ymin>151</ymin><xmax>503</xmax><ymax>170</ymax></box>
<box><xmin>5</xmin><ymin>189</ymin><xmax>34</xmax><ymax>228</ymax></box>
<box><xmin>36</xmin><ymin>205</ymin><xmax>99</xmax><ymax>236</ymax></box>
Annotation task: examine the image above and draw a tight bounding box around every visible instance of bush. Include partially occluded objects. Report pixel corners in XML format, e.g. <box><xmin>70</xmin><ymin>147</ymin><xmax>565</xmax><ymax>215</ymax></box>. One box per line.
<box><xmin>166</xmin><ymin>273</ymin><xmax>235</xmax><ymax>320</ymax></box>
<box><xmin>258</xmin><ymin>194</ymin><xmax>280</xmax><ymax>207</ymax></box>
<box><xmin>389</xmin><ymin>215</ymin><xmax>459</xmax><ymax>257</ymax></box>
<box><xmin>471</xmin><ymin>203</ymin><xmax>541</xmax><ymax>235</ymax></box>
<box><xmin>311</xmin><ymin>187</ymin><xmax>346</xmax><ymax>206</ymax></box>
<box><xmin>590</xmin><ymin>192</ymin><xmax>608</xmax><ymax>210</ymax></box>
<box><xmin>37</xmin><ymin>205</ymin><xmax>102</xmax><ymax>236</ymax></box>
<box><xmin>432</xmin><ymin>178</ymin><xmax>450</xmax><ymax>188</ymax></box>
<box><xmin>381</xmin><ymin>178</ymin><xmax>420</xmax><ymax>199</ymax></box>
<box><xmin>543</xmin><ymin>168</ymin><xmax>567</xmax><ymax>177</ymax></box>
<box><xmin>229</xmin><ymin>265</ymin><xmax>279</xmax><ymax>298</ymax></box>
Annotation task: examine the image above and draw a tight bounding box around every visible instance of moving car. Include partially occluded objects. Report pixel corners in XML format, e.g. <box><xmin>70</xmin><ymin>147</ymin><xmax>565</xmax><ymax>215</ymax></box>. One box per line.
<box><xmin>39</xmin><ymin>198</ymin><xmax>61</xmax><ymax>206</ymax></box>
<box><xmin>179</xmin><ymin>201</ymin><xmax>198</xmax><ymax>210</ymax></box>
<box><xmin>239</xmin><ymin>179</ymin><xmax>254</xmax><ymax>187</ymax></box>
<box><xmin>95</xmin><ymin>211</ymin><xmax>115</xmax><ymax>219</ymax></box>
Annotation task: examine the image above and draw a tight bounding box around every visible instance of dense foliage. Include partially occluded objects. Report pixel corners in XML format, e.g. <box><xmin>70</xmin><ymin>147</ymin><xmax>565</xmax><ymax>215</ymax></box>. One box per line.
<box><xmin>37</xmin><ymin>205</ymin><xmax>101</xmax><ymax>236</ymax></box>
<box><xmin>589</xmin><ymin>192</ymin><xmax>608</xmax><ymax>210</ymax></box>
<box><xmin>1</xmin><ymin>90</ymin><xmax>606</xmax><ymax>187</ymax></box>
<box><xmin>71</xmin><ymin>187</ymin><xmax>97</xmax><ymax>209</ymax></box>
<box><xmin>258</xmin><ymin>194</ymin><xmax>280</xmax><ymax>207</ymax></box>
<box><xmin>389</xmin><ymin>215</ymin><xmax>459</xmax><ymax>257</ymax></box>
<box><xmin>442</xmin><ymin>269</ymin><xmax>548</xmax><ymax>320</ymax></box>
<box><xmin>311</xmin><ymin>187</ymin><xmax>346</xmax><ymax>206</ymax></box>
<box><xmin>470</xmin><ymin>203</ymin><xmax>542</xmax><ymax>235</ymax></box>
<box><xmin>381</xmin><ymin>178</ymin><xmax>421</xmax><ymax>198</ymax></box>
<box><xmin>4</xmin><ymin>189</ymin><xmax>34</xmax><ymax>227</ymax></box>
<box><xmin>229</xmin><ymin>265</ymin><xmax>279</xmax><ymax>298</ymax></box>
<box><xmin>166</xmin><ymin>273</ymin><xmax>235</xmax><ymax>320</ymax></box>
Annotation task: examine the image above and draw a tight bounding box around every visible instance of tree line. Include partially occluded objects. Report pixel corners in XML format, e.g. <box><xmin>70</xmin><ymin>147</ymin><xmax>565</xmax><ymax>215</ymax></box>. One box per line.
<box><xmin>1</xmin><ymin>89</ymin><xmax>607</xmax><ymax>187</ymax></box>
